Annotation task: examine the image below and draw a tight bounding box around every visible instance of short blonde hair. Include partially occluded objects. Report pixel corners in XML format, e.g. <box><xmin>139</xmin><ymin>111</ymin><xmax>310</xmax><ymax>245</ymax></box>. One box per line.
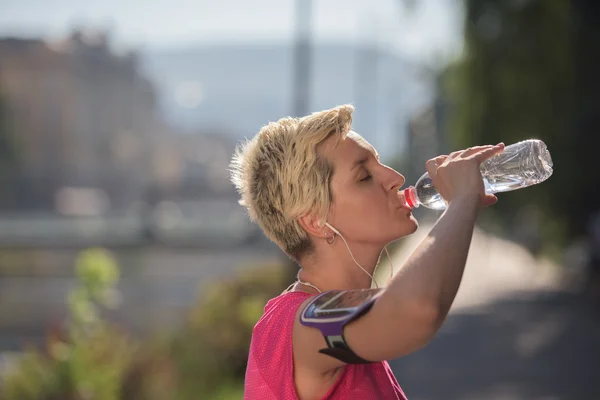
<box><xmin>229</xmin><ymin>104</ymin><xmax>355</xmax><ymax>262</ymax></box>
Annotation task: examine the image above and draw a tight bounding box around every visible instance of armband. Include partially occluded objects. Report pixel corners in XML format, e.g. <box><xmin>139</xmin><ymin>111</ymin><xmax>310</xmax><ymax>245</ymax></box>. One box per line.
<box><xmin>299</xmin><ymin>288</ymin><xmax>383</xmax><ymax>364</ymax></box>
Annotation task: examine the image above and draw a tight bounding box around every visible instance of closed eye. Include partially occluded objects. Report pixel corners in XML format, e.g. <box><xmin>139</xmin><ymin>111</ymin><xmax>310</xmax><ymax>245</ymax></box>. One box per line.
<box><xmin>360</xmin><ymin>174</ymin><xmax>372</xmax><ymax>182</ymax></box>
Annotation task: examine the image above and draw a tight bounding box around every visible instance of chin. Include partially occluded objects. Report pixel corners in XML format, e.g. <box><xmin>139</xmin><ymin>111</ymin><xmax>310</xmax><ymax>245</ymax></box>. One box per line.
<box><xmin>408</xmin><ymin>215</ymin><xmax>419</xmax><ymax>231</ymax></box>
<box><xmin>404</xmin><ymin>218</ymin><xmax>419</xmax><ymax>236</ymax></box>
<box><xmin>390</xmin><ymin>217</ymin><xmax>418</xmax><ymax>241</ymax></box>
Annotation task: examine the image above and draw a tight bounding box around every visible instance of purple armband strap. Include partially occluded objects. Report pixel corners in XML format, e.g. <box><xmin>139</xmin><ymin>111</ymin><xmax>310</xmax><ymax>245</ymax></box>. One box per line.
<box><xmin>299</xmin><ymin>288</ymin><xmax>383</xmax><ymax>364</ymax></box>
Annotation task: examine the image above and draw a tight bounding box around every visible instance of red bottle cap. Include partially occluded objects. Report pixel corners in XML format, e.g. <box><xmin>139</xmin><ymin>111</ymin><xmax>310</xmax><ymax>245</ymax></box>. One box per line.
<box><xmin>403</xmin><ymin>186</ymin><xmax>418</xmax><ymax>209</ymax></box>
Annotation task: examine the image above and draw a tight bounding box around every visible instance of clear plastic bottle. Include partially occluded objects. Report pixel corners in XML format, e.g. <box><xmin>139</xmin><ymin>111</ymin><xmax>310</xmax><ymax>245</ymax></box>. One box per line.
<box><xmin>402</xmin><ymin>139</ymin><xmax>553</xmax><ymax>210</ymax></box>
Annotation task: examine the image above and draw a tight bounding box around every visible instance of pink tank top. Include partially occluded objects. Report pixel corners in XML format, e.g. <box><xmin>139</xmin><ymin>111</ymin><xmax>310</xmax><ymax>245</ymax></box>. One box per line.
<box><xmin>244</xmin><ymin>291</ymin><xmax>407</xmax><ymax>399</ymax></box>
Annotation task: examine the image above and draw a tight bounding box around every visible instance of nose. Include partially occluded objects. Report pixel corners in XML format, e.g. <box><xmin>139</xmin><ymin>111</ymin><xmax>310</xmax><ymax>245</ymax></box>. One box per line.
<box><xmin>384</xmin><ymin>166</ymin><xmax>405</xmax><ymax>191</ymax></box>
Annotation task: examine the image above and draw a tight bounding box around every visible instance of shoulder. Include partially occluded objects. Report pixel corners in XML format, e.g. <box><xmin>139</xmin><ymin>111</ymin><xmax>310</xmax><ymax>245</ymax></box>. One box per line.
<box><xmin>255</xmin><ymin>291</ymin><xmax>313</xmax><ymax>330</ymax></box>
<box><xmin>248</xmin><ymin>292</ymin><xmax>313</xmax><ymax>379</ymax></box>
<box><xmin>251</xmin><ymin>291</ymin><xmax>313</xmax><ymax>353</ymax></box>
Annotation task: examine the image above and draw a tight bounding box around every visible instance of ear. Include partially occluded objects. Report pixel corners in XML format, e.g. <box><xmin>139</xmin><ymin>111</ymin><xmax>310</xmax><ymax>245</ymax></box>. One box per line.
<box><xmin>298</xmin><ymin>213</ymin><xmax>329</xmax><ymax>239</ymax></box>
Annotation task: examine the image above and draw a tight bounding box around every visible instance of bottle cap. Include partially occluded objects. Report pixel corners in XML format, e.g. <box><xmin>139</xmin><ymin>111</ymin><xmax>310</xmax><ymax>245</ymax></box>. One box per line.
<box><xmin>403</xmin><ymin>186</ymin><xmax>418</xmax><ymax>209</ymax></box>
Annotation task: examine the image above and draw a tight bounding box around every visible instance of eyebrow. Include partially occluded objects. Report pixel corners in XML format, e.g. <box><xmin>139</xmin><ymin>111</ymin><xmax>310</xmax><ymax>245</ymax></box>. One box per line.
<box><xmin>350</xmin><ymin>147</ymin><xmax>380</xmax><ymax>171</ymax></box>
<box><xmin>351</xmin><ymin>157</ymin><xmax>369</xmax><ymax>171</ymax></box>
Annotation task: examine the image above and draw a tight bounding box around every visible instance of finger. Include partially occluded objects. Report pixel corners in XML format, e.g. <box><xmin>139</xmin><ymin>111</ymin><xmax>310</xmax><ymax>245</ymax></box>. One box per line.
<box><xmin>433</xmin><ymin>155</ymin><xmax>448</xmax><ymax>165</ymax></box>
<box><xmin>448</xmin><ymin>150</ymin><xmax>462</xmax><ymax>159</ymax></box>
<box><xmin>425</xmin><ymin>159</ymin><xmax>438</xmax><ymax>177</ymax></box>
<box><xmin>426</xmin><ymin>155</ymin><xmax>448</xmax><ymax>168</ymax></box>
<box><xmin>459</xmin><ymin>145</ymin><xmax>495</xmax><ymax>159</ymax></box>
<box><xmin>471</xmin><ymin>143</ymin><xmax>505</xmax><ymax>163</ymax></box>
<box><xmin>480</xmin><ymin>194</ymin><xmax>498</xmax><ymax>208</ymax></box>
<box><xmin>425</xmin><ymin>155</ymin><xmax>447</xmax><ymax>177</ymax></box>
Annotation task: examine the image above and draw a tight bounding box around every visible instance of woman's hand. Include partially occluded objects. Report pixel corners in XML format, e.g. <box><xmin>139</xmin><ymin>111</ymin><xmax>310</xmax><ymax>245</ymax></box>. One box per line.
<box><xmin>426</xmin><ymin>143</ymin><xmax>505</xmax><ymax>208</ymax></box>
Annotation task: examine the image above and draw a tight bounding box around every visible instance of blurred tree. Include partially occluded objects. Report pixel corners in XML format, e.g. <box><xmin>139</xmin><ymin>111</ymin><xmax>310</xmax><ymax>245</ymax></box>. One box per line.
<box><xmin>445</xmin><ymin>0</ymin><xmax>600</xmax><ymax>252</ymax></box>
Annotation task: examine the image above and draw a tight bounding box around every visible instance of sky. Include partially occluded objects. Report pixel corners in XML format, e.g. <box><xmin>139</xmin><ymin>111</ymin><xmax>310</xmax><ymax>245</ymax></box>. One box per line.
<box><xmin>0</xmin><ymin>0</ymin><xmax>464</xmax><ymax>64</ymax></box>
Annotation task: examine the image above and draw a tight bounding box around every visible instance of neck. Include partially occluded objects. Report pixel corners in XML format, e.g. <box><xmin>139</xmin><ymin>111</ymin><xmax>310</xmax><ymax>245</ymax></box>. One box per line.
<box><xmin>298</xmin><ymin>241</ymin><xmax>383</xmax><ymax>292</ymax></box>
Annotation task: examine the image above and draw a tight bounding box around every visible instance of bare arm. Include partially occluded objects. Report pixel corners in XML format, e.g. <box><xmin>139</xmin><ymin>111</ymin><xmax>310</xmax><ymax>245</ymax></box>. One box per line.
<box><xmin>343</xmin><ymin>144</ymin><xmax>504</xmax><ymax>362</ymax></box>
<box><xmin>388</xmin><ymin>193</ymin><xmax>480</xmax><ymax>324</ymax></box>
<box><xmin>291</xmin><ymin>196</ymin><xmax>482</xmax><ymax>382</ymax></box>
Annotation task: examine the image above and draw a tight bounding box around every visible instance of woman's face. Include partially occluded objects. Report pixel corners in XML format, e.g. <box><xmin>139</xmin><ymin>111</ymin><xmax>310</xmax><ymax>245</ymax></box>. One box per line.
<box><xmin>322</xmin><ymin>132</ymin><xmax>418</xmax><ymax>245</ymax></box>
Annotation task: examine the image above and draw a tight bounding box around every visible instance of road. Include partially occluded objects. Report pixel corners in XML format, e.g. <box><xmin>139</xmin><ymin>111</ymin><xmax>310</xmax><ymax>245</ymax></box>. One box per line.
<box><xmin>385</xmin><ymin>223</ymin><xmax>600</xmax><ymax>400</ymax></box>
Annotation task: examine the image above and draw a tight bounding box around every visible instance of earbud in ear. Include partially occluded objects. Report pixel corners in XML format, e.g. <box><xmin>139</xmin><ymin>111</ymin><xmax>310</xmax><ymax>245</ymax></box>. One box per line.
<box><xmin>324</xmin><ymin>222</ymin><xmax>340</xmax><ymax>236</ymax></box>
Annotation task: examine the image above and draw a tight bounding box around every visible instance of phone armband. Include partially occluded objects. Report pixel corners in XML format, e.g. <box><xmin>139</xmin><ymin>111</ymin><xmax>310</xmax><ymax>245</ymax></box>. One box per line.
<box><xmin>299</xmin><ymin>288</ymin><xmax>383</xmax><ymax>364</ymax></box>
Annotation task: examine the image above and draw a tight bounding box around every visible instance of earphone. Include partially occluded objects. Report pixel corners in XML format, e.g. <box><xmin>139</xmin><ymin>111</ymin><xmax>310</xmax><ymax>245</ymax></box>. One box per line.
<box><xmin>323</xmin><ymin>221</ymin><xmax>394</xmax><ymax>288</ymax></box>
<box><xmin>324</xmin><ymin>221</ymin><xmax>340</xmax><ymax>236</ymax></box>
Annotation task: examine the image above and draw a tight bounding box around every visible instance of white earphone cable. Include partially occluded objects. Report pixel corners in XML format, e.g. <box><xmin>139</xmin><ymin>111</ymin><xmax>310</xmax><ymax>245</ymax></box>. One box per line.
<box><xmin>286</xmin><ymin>223</ymin><xmax>396</xmax><ymax>294</ymax></box>
<box><xmin>326</xmin><ymin>222</ymin><xmax>395</xmax><ymax>289</ymax></box>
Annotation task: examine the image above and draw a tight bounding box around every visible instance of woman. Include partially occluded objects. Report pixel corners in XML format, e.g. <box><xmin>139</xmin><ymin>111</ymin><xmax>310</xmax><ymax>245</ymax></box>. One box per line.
<box><xmin>230</xmin><ymin>104</ymin><xmax>504</xmax><ymax>399</ymax></box>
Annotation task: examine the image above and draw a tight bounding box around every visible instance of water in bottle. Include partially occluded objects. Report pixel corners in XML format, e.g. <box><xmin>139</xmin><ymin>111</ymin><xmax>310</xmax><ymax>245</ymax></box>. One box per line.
<box><xmin>403</xmin><ymin>139</ymin><xmax>553</xmax><ymax>210</ymax></box>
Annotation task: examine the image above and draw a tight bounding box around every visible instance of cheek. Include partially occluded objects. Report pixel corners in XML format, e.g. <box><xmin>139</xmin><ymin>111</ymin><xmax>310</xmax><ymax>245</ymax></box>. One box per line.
<box><xmin>353</xmin><ymin>188</ymin><xmax>384</xmax><ymax>207</ymax></box>
<box><xmin>329</xmin><ymin>187</ymin><xmax>390</xmax><ymax>227</ymax></box>
<box><xmin>342</xmin><ymin>195</ymin><xmax>382</xmax><ymax>220</ymax></box>
<box><xmin>349</xmin><ymin>198</ymin><xmax>392</xmax><ymax>230</ymax></box>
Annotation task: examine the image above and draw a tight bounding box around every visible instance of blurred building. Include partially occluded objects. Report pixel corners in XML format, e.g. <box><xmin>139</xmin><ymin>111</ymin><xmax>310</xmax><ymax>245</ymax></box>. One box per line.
<box><xmin>0</xmin><ymin>30</ymin><xmax>160</xmax><ymax>212</ymax></box>
<box><xmin>150</xmin><ymin>131</ymin><xmax>237</xmax><ymax>202</ymax></box>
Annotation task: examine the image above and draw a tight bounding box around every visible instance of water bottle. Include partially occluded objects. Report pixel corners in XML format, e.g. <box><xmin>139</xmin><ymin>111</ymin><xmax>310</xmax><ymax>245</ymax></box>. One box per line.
<box><xmin>402</xmin><ymin>139</ymin><xmax>553</xmax><ymax>210</ymax></box>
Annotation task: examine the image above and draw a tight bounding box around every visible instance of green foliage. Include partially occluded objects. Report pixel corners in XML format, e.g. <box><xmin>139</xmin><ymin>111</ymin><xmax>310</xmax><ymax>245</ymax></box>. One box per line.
<box><xmin>69</xmin><ymin>249</ymin><xmax>122</xmax><ymax>335</ymax></box>
<box><xmin>444</xmin><ymin>0</ymin><xmax>598</xmax><ymax>251</ymax></box>
<box><xmin>2</xmin><ymin>247</ymin><xmax>292</xmax><ymax>399</ymax></box>
<box><xmin>118</xmin><ymin>261</ymin><xmax>291</xmax><ymax>399</ymax></box>
<box><xmin>167</xmin><ymin>262</ymin><xmax>290</xmax><ymax>399</ymax></box>
<box><xmin>2</xmin><ymin>248</ymin><xmax>135</xmax><ymax>400</ymax></box>
<box><xmin>119</xmin><ymin>338</ymin><xmax>179</xmax><ymax>400</ymax></box>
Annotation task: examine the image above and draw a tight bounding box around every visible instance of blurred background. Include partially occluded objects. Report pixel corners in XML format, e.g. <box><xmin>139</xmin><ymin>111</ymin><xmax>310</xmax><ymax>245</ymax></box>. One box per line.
<box><xmin>0</xmin><ymin>0</ymin><xmax>599</xmax><ymax>399</ymax></box>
